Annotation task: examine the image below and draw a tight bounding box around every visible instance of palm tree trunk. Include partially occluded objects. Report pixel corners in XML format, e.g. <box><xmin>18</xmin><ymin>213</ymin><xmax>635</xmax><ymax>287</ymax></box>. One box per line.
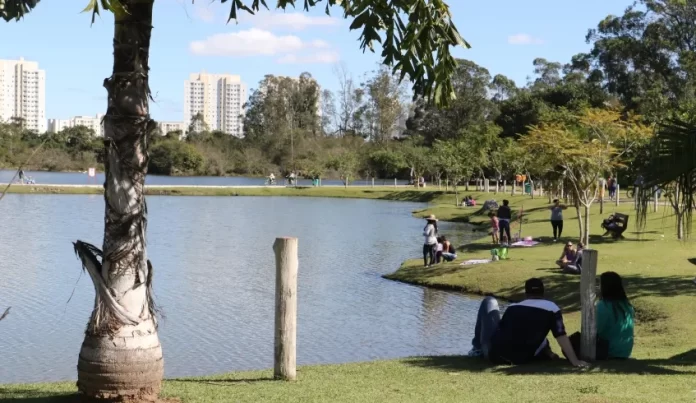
<box><xmin>74</xmin><ymin>1</ymin><xmax>163</xmax><ymax>401</ymax></box>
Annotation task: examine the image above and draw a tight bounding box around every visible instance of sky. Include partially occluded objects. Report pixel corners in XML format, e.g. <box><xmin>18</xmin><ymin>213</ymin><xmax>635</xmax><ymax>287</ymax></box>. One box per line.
<box><xmin>1</xmin><ymin>0</ymin><xmax>629</xmax><ymax>123</ymax></box>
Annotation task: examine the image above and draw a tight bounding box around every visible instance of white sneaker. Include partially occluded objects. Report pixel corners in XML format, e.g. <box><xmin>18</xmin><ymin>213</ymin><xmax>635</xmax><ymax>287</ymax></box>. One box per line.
<box><xmin>467</xmin><ymin>348</ymin><xmax>483</xmax><ymax>358</ymax></box>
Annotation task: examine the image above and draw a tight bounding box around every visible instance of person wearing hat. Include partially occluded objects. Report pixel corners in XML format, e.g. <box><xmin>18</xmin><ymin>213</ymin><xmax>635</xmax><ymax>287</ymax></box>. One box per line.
<box><xmin>467</xmin><ymin>278</ymin><xmax>588</xmax><ymax>367</ymax></box>
<box><xmin>423</xmin><ymin>215</ymin><xmax>439</xmax><ymax>267</ymax></box>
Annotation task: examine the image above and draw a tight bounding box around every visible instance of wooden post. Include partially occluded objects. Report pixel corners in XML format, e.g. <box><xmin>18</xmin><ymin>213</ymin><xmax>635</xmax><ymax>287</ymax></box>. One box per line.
<box><xmin>371</xmin><ymin>178</ymin><xmax>375</xmax><ymax>188</ymax></box>
<box><xmin>273</xmin><ymin>237</ymin><xmax>298</xmax><ymax>381</ymax></box>
<box><xmin>599</xmin><ymin>179</ymin><xmax>605</xmax><ymax>214</ymax></box>
<box><xmin>484</xmin><ymin>179</ymin><xmax>490</xmax><ymax>193</ymax></box>
<box><xmin>615</xmin><ymin>184</ymin><xmax>620</xmax><ymax>206</ymax></box>
<box><xmin>580</xmin><ymin>248</ymin><xmax>598</xmax><ymax>361</ymax></box>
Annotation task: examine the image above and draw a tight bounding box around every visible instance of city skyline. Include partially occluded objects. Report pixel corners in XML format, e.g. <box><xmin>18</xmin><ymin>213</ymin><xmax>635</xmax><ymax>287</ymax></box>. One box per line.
<box><xmin>1</xmin><ymin>1</ymin><xmax>629</xmax><ymax>123</ymax></box>
<box><xmin>184</xmin><ymin>72</ymin><xmax>247</xmax><ymax>136</ymax></box>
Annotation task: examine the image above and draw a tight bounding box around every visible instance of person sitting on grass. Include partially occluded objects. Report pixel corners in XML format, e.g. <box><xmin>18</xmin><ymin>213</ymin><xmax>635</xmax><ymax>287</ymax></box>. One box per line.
<box><xmin>467</xmin><ymin>278</ymin><xmax>588</xmax><ymax>367</ymax></box>
<box><xmin>563</xmin><ymin>242</ymin><xmax>584</xmax><ymax>274</ymax></box>
<box><xmin>556</xmin><ymin>242</ymin><xmax>577</xmax><ymax>270</ymax></box>
<box><xmin>440</xmin><ymin>236</ymin><xmax>458</xmax><ymax>262</ymax></box>
<box><xmin>488</xmin><ymin>212</ymin><xmax>499</xmax><ymax>244</ymax></box>
<box><xmin>435</xmin><ymin>237</ymin><xmax>444</xmax><ymax>264</ymax></box>
<box><xmin>567</xmin><ymin>272</ymin><xmax>634</xmax><ymax>360</ymax></box>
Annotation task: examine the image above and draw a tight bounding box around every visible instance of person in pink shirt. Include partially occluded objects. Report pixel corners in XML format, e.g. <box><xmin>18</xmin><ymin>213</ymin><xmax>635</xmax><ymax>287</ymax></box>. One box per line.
<box><xmin>488</xmin><ymin>212</ymin><xmax>500</xmax><ymax>244</ymax></box>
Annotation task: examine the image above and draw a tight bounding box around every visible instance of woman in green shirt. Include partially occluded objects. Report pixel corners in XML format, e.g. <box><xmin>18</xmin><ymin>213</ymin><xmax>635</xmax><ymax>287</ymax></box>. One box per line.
<box><xmin>597</xmin><ymin>271</ymin><xmax>635</xmax><ymax>359</ymax></box>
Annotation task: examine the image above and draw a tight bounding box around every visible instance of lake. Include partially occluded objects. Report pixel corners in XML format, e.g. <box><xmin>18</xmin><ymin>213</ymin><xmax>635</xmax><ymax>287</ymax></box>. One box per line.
<box><xmin>0</xmin><ymin>195</ymin><xmax>480</xmax><ymax>384</ymax></box>
<box><xmin>0</xmin><ymin>170</ymin><xmax>413</xmax><ymax>187</ymax></box>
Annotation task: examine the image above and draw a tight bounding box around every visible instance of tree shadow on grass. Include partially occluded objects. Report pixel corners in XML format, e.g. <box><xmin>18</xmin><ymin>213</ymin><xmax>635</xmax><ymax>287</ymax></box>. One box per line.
<box><xmin>0</xmin><ymin>389</ymin><xmax>78</xmax><ymax>403</ymax></box>
<box><xmin>407</xmin><ymin>349</ymin><xmax>696</xmax><ymax>376</ymax></box>
<box><xmin>495</xmin><ymin>273</ymin><xmax>696</xmax><ymax>313</ymax></box>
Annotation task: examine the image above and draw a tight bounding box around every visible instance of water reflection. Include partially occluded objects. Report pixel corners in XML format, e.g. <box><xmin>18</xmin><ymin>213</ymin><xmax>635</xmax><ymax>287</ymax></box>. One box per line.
<box><xmin>0</xmin><ymin>195</ymin><xmax>480</xmax><ymax>383</ymax></box>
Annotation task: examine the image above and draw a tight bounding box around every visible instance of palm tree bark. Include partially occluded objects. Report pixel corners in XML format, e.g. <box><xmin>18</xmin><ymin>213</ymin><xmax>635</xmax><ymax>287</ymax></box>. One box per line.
<box><xmin>74</xmin><ymin>1</ymin><xmax>163</xmax><ymax>401</ymax></box>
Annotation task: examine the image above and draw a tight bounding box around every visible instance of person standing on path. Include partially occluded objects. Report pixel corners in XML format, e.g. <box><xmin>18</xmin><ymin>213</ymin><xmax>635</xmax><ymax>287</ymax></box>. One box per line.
<box><xmin>422</xmin><ymin>215</ymin><xmax>439</xmax><ymax>268</ymax></box>
<box><xmin>549</xmin><ymin>199</ymin><xmax>567</xmax><ymax>241</ymax></box>
<box><xmin>496</xmin><ymin>200</ymin><xmax>512</xmax><ymax>245</ymax></box>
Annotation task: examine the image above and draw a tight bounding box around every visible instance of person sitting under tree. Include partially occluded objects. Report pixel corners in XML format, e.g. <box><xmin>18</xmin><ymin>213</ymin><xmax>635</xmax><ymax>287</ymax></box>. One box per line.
<box><xmin>467</xmin><ymin>278</ymin><xmax>588</xmax><ymax>368</ymax></box>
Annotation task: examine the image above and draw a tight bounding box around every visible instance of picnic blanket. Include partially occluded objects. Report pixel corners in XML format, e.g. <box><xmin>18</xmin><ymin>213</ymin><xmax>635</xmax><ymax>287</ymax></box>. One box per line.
<box><xmin>460</xmin><ymin>259</ymin><xmax>492</xmax><ymax>266</ymax></box>
<box><xmin>510</xmin><ymin>240</ymin><xmax>539</xmax><ymax>247</ymax></box>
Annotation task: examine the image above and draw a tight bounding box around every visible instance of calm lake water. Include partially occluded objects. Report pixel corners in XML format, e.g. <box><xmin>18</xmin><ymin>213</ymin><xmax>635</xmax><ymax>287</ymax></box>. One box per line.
<box><xmin>0</xmin><ymin>170</ymin><xmax>412</xmax><ymax>187</ymax></box>
<box><xmin>0</xmin><ymin>195</ymin><xmax>480</xmax><ymax>384</ymax></box>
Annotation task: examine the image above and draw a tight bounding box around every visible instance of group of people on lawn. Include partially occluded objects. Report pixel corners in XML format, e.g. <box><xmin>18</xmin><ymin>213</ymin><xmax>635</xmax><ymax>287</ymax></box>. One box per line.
<box><xmin>467</xmin><ymin>274</ymin><xmax>635</xmax><ymax>366</ymax></box>
<box><xmin>421</xmin><ymin>199</ymin><xmax>635</xmax><ymax>366</ymax></box>
<box><xmin>422</xmin><ymin>215</ymin><xmax>458</xmax><ymax>267</ymax></box>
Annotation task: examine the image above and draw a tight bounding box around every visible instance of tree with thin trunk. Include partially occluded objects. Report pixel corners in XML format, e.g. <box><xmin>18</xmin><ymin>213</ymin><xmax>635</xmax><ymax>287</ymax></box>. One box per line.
<box><xmin>522</xmin><ymin>108</ymin><xmax>651</xmax><ymax>245</ymax></box>
<box><xmin>637</xmin><ymin>119</ymin><xmax>696</xmax><ymax>239</ymax></box>
<box><xmin>4</xmin><ymin>0</ymin><xmax>467</xmax><ymax>400</ymax></box>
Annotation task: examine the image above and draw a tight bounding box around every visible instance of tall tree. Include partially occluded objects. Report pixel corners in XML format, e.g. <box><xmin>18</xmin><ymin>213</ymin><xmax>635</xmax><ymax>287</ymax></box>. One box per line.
<box><xmin>3</xmin><ymin>1</ymin><xmax>467</xmax><ymax>401</ymax></box>
<box><xmin>576</xmin><ymin>0</ymin><xmax>696</xmax><ymax>118</ymax></box>
<box><xmin>406</xmin><ymin>59</ymin><xmax>496</xmax><ymax>144</ymax></box>
<box><xmin>362</xmin><ymin>66</ymin><xmax>407</xmax><ymax>142</ymax></box>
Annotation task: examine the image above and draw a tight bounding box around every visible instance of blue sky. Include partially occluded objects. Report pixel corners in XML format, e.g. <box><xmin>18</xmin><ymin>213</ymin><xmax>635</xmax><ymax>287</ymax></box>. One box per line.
<box><xmin>2</xmin><ymin>0</ymin><xmax>629</xmax><ymax>122</ymax></box>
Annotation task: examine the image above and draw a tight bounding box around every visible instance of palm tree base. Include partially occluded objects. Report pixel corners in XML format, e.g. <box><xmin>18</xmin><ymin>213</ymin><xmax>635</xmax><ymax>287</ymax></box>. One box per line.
<box><xmin>77</xmin><ymin>318</ymin><xmax>163</xmax><ymax>402</ymax></box>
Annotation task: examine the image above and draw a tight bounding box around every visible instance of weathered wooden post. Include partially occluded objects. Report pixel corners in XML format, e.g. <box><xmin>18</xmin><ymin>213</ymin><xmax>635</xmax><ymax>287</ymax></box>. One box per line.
<box><xmin>273</xmin><ymin>237</ymin><xmax>298</xmax><ymax>381</ymax></box>
<box><xmin>580</xmin><ymin>248</ymin><xmax>598</xmax><ymax>361</ymax></box>
<box><xmin>615</xmin><ymin>184</ymin><xmax>620</xmax><ymax>206</ymax></box>
<box><xmin>599</xmin><ymin>179</ymin><xmax>605</xmax><ymax>214</ymax></box>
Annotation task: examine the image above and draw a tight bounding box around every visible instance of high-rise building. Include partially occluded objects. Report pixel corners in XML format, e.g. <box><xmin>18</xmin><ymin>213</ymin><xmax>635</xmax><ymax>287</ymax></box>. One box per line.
<box><xmin>0</xmin><ymin>58</ymin><xmax>46</xmax><ymax>133</ymax></box>
<box><xmin>184</xmin><ymin>72</ymin><xmax>246</xmax><ymax>137</ymax></box>
<box><xmin>47</xmin><ymin>114</ymin><xmax>104</xmax><ymax>137</ymax></box>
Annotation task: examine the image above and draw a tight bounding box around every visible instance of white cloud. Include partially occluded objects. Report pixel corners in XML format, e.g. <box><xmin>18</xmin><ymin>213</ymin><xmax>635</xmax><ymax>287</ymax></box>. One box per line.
<box><xmin>250</xmin><ymin>12</ymin><xmax>339</xmax><ymax>31</ymax></box>
<box><xmin>507</xmin><ymin>34</ymin><xmax>545</xmax><ymax>45</ymax></box>
<box><xmin>189</xmin><ymin>29</ymin><xmax>338</xmax><ymax>64</ymax></box>
<box><xmin>277</xmin><ymin>51</ymin><xmax>340</xmax><ymax>64</ymax></box>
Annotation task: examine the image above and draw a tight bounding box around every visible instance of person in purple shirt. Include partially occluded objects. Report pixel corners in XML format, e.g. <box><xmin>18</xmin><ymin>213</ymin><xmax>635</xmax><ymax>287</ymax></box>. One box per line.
<box><xmin>467</xmin><ymin>278</ymin><xmax>588</xmax><ymax>367</ymax></box>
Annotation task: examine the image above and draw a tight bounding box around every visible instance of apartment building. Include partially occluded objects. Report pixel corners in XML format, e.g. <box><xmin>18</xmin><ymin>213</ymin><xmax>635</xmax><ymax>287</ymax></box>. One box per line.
<box><xmin>47</xmin><ymin>114</ymin><xmax>104</xmax><ymax>137</ymax></box>
<box><xmin>184</xmin><ymin>72</ymin><xmax>246</xmax><ymax>137</ymax></box>
<box><xmin>158</xmin><ymin>121</ymin><xmax>186</xmax><ymax>136</ymax></box>
<box><xmin>0</xmin><ymin>58</ymin><xmax>46</xmax><ymax>133</ymax></box>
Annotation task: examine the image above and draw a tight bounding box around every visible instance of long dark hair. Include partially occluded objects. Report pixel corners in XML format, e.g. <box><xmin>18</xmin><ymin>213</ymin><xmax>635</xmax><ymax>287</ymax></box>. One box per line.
<box><xmin>600</xmin><ymin>271</ymin><xmax>633</xmax><ymax>319</ymax></box>
<box><xmin>425</xmin><ymin>219</ymin><xmax>438</xmax><ymax>234</ymax></box>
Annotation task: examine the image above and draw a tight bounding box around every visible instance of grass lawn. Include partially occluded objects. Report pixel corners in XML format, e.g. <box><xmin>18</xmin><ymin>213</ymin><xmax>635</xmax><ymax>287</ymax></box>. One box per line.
<box><xmin>2</xmin><ymin>188</ymin><xmax>695</xmax><ymax>402</ymax></box>
<box><xmin>385</xmin><ymin>190</ymin><xmax>696</xmax><ymax>402</ymax></box>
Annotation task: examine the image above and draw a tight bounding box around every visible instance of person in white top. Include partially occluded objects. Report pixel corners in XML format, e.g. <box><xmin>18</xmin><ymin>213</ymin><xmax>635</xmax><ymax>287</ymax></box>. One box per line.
<box><xmin>423</xmin><ymin>215</ymin><xmax>438</xmax><ymax>267</ymax></box>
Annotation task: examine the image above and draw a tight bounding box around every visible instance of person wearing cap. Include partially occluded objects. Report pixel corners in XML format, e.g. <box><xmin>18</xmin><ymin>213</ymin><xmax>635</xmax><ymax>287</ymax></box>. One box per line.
<box><xmin>468</xmin><ymin>278</ymin><xmax>588</xmax><ymax>367</ymax></box>
<box><xmin>422</xmin><ymin>215</ymin><xmax>439</xmax><ymax>267</ymax></box>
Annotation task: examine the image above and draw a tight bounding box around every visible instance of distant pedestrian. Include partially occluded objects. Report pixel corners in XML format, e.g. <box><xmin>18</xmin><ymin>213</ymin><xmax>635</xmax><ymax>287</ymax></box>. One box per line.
<box><xmin>18</xmin><ymin>169</ymin><xmax>25</xmax><ymax>184</ymax></box>
<box><xmin>423</xmin><ymin>215</ymin><xmax>438</xmax><ymax>267</ymax></box>
<box><xmin>497</xmin><ymin>200</ymin><xmax>512</xmax><ymax>245</ymax></box>
<box><xmin>549</xmin><ymin>199</ymin><xmax>567</xmax><ymax>242</ymax></box>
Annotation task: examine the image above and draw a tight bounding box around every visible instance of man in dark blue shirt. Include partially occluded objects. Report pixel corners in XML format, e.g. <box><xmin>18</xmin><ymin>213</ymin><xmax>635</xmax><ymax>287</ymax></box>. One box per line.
<box><xmin>468</xmin><ymin>278</ymin><xmax>588</xmax><ymax>367</ymax></box>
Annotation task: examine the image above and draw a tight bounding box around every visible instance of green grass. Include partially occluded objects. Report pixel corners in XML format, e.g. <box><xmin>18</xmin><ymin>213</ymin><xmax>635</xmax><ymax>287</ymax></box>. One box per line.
<box><xmin>2</xmin><ymin>356</ymin><xmax>695</xmax><ymax>403</ymax></box>
<box><xmin>3</xmin><ymin>188</ymin><xmax>696</xmax><ymax>402</ymax></box>
<box><xmin>384</xmin><ymin>191</ymin><xmax>696</xmax><ymax>401</ymax></box>
<box><xmin>3</xmin><ymin>184</ymin><xmax>451</xmax><ymax>202</ymax></box>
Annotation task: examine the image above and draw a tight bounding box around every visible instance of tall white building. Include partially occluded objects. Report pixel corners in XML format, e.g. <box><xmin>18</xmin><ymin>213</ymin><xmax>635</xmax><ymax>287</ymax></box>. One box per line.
<box><xmin>0</xmin><ymin>58</ymin><xmax>46</xmax><ymax>133</ymax></box>
<box><xmin>47</xmin><ymin>114</ymin><xmax>104</xmax><ymax>137</ymax></box>
<box><xmin>184</xmin><ymin>72</ymin><xmax>246</xmax><ymax>137</ymax></box>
